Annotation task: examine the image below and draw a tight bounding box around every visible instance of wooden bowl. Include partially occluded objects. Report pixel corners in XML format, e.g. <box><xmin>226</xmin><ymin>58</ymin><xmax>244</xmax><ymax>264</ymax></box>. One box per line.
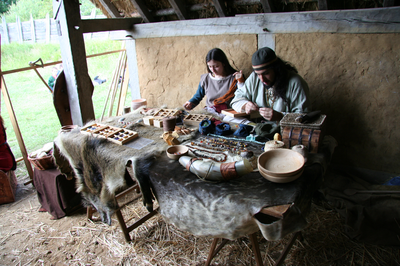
<box><xmin>259</xmin><ymin>168</ymin><xmax>304</xmax><ymax>183</ymax></box>
<box><xmin>257</xmin><ymin>149</ymin><xmax>305</xmax><ymax>178</ymax></box>
<box><xmin>166</xmin><ymin>145</ymin><xmax>189</xmax><ymax>160</ymax></box>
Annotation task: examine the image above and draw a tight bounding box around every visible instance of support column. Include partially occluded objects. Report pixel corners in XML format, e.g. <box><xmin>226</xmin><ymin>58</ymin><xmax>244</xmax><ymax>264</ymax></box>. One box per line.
<box><xmin>53</xmin><ymin>0</ymin><xmax>95</xmax><ymax>126</ymax></box>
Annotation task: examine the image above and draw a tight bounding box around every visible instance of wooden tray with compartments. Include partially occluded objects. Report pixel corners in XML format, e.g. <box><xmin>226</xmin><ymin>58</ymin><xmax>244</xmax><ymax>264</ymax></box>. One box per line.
<box><xmin>183</xmin><ymin>114</ymin><xmax>212</xmax><ymax>127</ymax></box>
<box><xmin>81</xmin><ymin>123</ymin><xmax>108</xmax><ymax>134</ymax></box>
<box><xmin>153</xmin><ymin>109</ymin><xmax>181</xmax><ymax>118</ymax></box>
<box><xmin>81</xmin><ymin>123</ymin><xmax>138</xmax><ymax>145</ymax></box>
<box><xmin>106</xmin><ymin>128</ymin><xmax>138</xmax><ymax>145</ymax></box>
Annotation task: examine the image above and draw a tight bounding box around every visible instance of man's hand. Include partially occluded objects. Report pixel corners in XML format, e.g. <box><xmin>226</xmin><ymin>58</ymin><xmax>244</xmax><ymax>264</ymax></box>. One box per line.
<box><xmin>244</xmin><ymin>102</ymin><xmax>259</xmax><ymax>114</ymax></box>
<box><xmin>259</xmin><ymin>107</ymin><xmax>283</xmax><ymax>121</ymax></box>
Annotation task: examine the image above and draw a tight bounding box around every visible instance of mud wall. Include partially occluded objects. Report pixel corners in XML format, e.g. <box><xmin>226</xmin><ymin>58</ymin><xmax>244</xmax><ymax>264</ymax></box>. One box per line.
<box><xmin>135</xmin><ymin>33</ymin><xmax>400</xmax><ymax>174</ymax></box>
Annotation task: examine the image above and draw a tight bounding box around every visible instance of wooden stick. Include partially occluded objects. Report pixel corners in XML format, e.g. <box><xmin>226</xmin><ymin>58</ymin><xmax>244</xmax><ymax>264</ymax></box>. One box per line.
<box><xmin>0</xmin><ymin>75</ymin><xmax>34</xmax><ymax>181</ymax></box>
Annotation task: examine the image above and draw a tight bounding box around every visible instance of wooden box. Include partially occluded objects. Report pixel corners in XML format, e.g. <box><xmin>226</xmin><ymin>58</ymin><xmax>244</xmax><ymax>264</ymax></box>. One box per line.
<box><xmin>0</xmin><ymin>170</ymin><xmax>17</xmax><ymax>205</ymax></box>
<box><xmin>221</xmin><ymin>109</ymin><xmax>261</xmax><ymax>119</ymax></box>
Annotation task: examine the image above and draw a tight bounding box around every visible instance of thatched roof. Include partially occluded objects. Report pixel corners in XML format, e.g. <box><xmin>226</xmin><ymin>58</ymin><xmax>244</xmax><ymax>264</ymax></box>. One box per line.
<box><xmin>89</xmin><ymin>0</ymin><xmax>398</xmax><ymax>22</ymax></box>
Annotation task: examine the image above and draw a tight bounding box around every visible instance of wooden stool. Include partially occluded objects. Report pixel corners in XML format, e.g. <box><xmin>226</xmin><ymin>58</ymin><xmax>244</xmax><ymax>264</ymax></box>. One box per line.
<box><xmin>205</xmin><ymin>231</ymin><xmax>302</xmax><ymax>266</ymax></box>
<box><xmin>87</xmin><ymin>181</ymin><xmax>158</xmax><ymax>242</ymax></box>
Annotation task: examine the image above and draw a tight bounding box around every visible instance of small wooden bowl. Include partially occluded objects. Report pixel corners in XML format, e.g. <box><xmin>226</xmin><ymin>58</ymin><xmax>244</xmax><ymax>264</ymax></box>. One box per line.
<box><xmin>166</xmin><ymin>145</ymin><xmax>189</xmax><ymax>160</ymax></box>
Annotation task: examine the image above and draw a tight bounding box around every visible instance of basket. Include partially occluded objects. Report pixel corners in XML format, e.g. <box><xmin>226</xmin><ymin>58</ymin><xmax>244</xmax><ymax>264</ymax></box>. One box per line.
<box><xmin>28</xmin><ymin>152</ymin><xmax>56</xmax><ymax>170</ymax></box>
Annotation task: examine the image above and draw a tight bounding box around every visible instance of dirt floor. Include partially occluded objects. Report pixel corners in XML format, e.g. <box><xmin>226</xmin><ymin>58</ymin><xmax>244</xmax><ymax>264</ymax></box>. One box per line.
<box><xmin>0</xmin><ymin>165</ymin><xmax>399</xmax><ymax>266</ymax></box>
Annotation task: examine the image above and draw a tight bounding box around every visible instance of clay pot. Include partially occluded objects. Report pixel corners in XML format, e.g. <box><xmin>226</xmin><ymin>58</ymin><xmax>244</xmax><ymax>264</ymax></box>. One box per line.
<box><xmin>131</xmin><ymin>99</ymin><xmax>147</xmax><ymax>110</ymax></box>
<box><xmin>291</xmin><ymin>144</ymin><xmax>308</xmax><ymax>162</ymax></box>
<box><xmin>163</xmin><ymin>116</ymin><xmax>177</xmax><ymax>132</ymax></box>
<box><xmin>264</xmin><ymin>140</ymin><xmax>285</xmax><ymax>152</ymax></box>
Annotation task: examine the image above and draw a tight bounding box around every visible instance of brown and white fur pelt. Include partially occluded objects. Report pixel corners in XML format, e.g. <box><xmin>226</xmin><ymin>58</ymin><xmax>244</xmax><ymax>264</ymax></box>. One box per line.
<box><xmin>53</xmin><ymin>126</ymin><xmax>159</xmax><ymax>225</ymax></box>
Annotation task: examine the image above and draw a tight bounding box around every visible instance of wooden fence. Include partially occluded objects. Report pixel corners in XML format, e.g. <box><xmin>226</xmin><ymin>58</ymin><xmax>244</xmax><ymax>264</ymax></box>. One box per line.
<box><xmin>0</xmin><ymin>10</ymin><xmax>108</xmax><ymax>45</ymax></box>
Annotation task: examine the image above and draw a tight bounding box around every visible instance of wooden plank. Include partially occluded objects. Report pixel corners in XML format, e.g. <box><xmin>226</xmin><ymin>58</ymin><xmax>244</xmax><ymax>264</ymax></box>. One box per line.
<box><xmin>168</xmin><ymin>0</ymin><xmax>187</xmax><ymax>20</ymax></box>
<box><xmin>125</xmin><ymin>40</ymin><xmax>141</xmax><ymax>100</ymax></box>
<box><xmin>16</xmin><ymin>16</ymin><xmax>23</xmax><ymax>43</ymax></box>
<box><xmin>0</xmin><ymin>76</ymin><xmax>34</xmax><ymax>181</ymax></box>
<box><xmin>97</xmin><ymin>0</ymin><xmax>124</xmax><ymax>18</ymax></box>
<box><xmin>54</xmin><ymin>0</ymin><xmax>95</xmax><ymax>126</ymax></box>
<box><xmin>46</xmin><ymin>13</ymin><xmax>50</xmax><ymax>43</ymax></box>
<box><xmin>259</xmin><ymin>0</ymin><xmax>273</xmax><ymax>13</ymax></box>
<box><xmin>212</xmin><ymin>0</ymin><xmax>228</xmax><ymax>17</ymax></box>
<box><xmin>81</xmin><ymin>17</ymin><xmax>143</xmax><ymax>33</ymax></box>
<box><xmin>110</xmin><ymin>7</ymin><xmax>400</xmax><ymax>39</ymax></box>
<box><xmin>129</xmin><ymin>0</ymin><xmax>155</xmax><ymax>23</ymax></box>
<box><xmin>30</xmin><ymin>14</ymin><xmax>36</xmax><ymax>43</ymax></box>
<box><xmin>2</xmin><ymin>17</ymin><xmax>9</xmax><ymax>44</ymax></box>
<box><xmin>117</xmin><ymin>64</ymin><xmax>130</xmax><ymax>116</ymax></box>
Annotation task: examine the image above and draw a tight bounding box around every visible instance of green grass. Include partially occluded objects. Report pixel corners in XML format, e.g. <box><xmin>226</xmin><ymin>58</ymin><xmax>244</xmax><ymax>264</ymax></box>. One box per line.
<box><xmin>1</xmin><ymin>39</ymin><xmax>131</xmax><ymax>165</ymax></box>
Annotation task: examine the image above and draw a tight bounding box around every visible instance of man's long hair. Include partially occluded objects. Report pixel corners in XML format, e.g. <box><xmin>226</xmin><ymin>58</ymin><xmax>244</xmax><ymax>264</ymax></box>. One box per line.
<box><xmin>269</xmin><ymin>58</ymin><xmax>298</xmax><ymax>101</ymax></box>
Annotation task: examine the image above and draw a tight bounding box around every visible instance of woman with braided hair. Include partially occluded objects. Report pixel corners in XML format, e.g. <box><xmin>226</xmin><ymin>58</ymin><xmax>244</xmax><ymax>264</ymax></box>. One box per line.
<box><xmin>183</xmin><ymin>48</ymin><xmax>244</xmax><ymax>112</ymax></box>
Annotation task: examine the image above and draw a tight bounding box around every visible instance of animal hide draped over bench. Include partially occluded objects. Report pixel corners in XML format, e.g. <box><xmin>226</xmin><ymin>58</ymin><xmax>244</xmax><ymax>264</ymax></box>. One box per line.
<box><xmin>53</xmin><ymin>127</ymin><xmax>159</xmax><ymax>225</ymax></box>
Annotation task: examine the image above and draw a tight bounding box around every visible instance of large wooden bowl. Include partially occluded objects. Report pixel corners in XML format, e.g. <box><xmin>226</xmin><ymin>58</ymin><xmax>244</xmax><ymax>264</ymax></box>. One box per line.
<box><xmin>257</xmin><ymin>149</ymin><xmax>305</xmax><ymax>182</ymax></box>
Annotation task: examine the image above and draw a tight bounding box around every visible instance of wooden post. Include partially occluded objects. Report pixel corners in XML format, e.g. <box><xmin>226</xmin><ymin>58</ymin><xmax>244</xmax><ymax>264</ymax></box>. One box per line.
<box><xmin>2</xmin><ymin>17</ymin><xmax>10</xmax><ymax>44</ymax></box>
<box><xmin>30</xmin><ymin>14</ymin><xmax>36</xmax><ymax>43</ymax></box>
<box><xmin>16</xmin><ymin>16</ymin><xmax>23</xmax><ymax>43</ymax></box>
<box><xmin>53</xmin><ymin>0</ymin><xmax>95</xmax><ymax>126</ymax></box>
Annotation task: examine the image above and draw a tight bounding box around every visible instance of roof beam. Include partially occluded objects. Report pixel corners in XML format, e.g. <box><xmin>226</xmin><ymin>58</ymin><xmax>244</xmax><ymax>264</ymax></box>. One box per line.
<box><xmin>259</xmin><ymin>0</ymin><xmax>273</xmax><ymax>13</ymax></box>
<box><xmin>383</xmin><ymin>0</ymin><xmax>395</xmax><ymax>7</ymax></box>
<box><xmin>168</xmin><ymin>0</ymin><xmax>187</xmax><ymax>20</ymax></box>
<box><xmin>97</xmin><ymin>0</ymin><xmax>123</xmax><ymax>18</ymax></box>
<box><xmin>81</xmin><ymin>18</ymin><xmax>143</xmax><ymax>33</ymax></box>
<box><xmin>318</xmin><ymin>0</ymin><xmax>328</xmax><ymax>10</ymax></box>
<box><xmin>212</xmin><ymin>0</ymin><xmax>228</xmax><ymax>17</ymax></box>
<box><xmin>129</xmin><ymin>0</ymin><xmax>155</xmax><ymax>23</ymax></box>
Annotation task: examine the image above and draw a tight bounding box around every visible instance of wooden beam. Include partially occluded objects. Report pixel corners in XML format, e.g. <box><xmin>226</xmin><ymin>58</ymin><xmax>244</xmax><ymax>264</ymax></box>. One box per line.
<box><xmin>114</xmin><ymin>7</ymin><xmax>400</xmax><ymax>39</ymax></box>
<box><xmin>129</xmin><ymin>0</ymin><xmax>155</xmax><ymax>23</ymax></box>
<box><xmin>97</xmin><ymin>0</ymin><xmax>123</xmax><ymax>18</ymax></box>
<box><xmin>168</xmin><ymin>0</ymin><xmax>187</xmax><ymax>20</ymax></box>
<box><xmin>259</xmin><ymin>0</ymin><xmax>273</xmax><ymax>13</ymax></box>
<box><xmin>318</xmin><ymin>0</ymin><xmax>328</xmax><ymax>10</ymax></box>
<box><xmin>53</xmin><ymin>0</ymin><xmax>95</xmax><ymax>126</ymax></box>
<box><xmin>212</xmin><ymin>0</ymin><xmax>228</xmax><ymax>17</ymax></box>
<box><xmin>81</xmin><ymin>17</ymin><xmax>143</xmax><ymax>33</ymax></box>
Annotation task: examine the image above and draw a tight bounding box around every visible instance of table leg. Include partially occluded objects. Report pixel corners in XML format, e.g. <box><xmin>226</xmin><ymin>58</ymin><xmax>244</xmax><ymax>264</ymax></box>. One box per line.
<box><xmin>249</xmin><ymin>232</ymin><xmax>263</xmax><ymax>266</ymax></box>
<box><xmin>274</xmin><ymin>231</ymin><xmax>302</xmax><ymax>266</ymax></box>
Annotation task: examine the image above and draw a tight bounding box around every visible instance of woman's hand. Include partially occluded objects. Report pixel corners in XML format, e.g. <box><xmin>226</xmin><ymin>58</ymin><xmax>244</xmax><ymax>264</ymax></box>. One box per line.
<box><xmin>259</xmin><ymin>107</ymin><xmax>283</xmax><ymax>121</ymax></box>
<box><xmin>234</xmin><ymin>70</ymin><xmax>245</xmax><ymax>83</ymax></box>
<box><xmin>244</xmin><ymin>102</ymin><xmax>259</xmax><ymax>114</ymax></box>
<box><xmin>183</xmin><ymin>101</ymin><xmax>195</xmax><ymax>111</ymax></box>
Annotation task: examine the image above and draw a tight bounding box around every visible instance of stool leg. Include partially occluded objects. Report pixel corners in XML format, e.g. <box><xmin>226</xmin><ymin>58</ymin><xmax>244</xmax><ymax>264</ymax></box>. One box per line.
<box><xmin>249</xmin><ymin>233</ymin><xmax>263</xmax><ymax>266</ymax></box>
<box><xmin>87</xmin><ymin>206</ymin><xmax>95</xmax><ymax>220</ymax></box>
<box><xmin>205</xmin><ymin>238</ymin><xmax>229</xmax><ymax>266</ymax></box>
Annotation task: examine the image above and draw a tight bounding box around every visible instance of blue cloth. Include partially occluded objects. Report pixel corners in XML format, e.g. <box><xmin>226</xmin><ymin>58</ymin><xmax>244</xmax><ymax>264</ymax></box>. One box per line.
<box><xmin>214</xmin><ymin>123</ymin><xmax>232</xmax><ymax>136</ymax></box>
<box><xmin>199</xmin><ymin>119</ymin><xmax>214</xmax><ymax>135</ymax></box>
<box><xmin>384</xmin><ymin>176</ymin><xmax>400</xmax><ymax>186</ymax></box>
<box><xmin>233</xmin><ymin>124</ymin><xmax>253</xmax><ymax>137</ymax></box>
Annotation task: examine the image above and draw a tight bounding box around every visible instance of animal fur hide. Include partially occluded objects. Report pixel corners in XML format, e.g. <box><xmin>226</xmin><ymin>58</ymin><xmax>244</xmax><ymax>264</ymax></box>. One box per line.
<box><xmin>53</xmin><ymin>126</ymin><xmax>161</xmax><ymax>225</ymax></box>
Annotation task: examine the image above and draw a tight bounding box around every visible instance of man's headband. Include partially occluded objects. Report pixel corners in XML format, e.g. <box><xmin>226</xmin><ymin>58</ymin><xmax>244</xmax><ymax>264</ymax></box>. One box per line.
<box><xmin>252</xmin><ymin>57</ymin><xmax>278</xmax><ymax>71</ymax></box>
